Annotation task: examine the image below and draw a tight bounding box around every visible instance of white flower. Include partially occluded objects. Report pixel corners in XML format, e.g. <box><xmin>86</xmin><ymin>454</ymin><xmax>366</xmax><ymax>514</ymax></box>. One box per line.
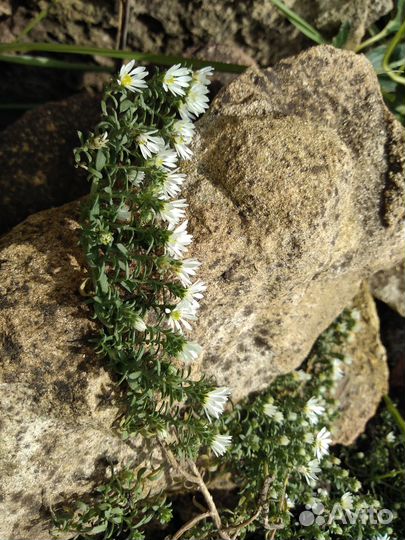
<box><xmin>332</xmin><ymin>358</ymin><xmax>345</xmax><ymax>380</ymax></box>
<box><xmin>90</xmin><ymin>132</ymin><xmax>109</xmax><ymax>149</ymax></box>
<box><xmin>134</xmin><ymin>316</ymin><xmax>147</xmax><ymax>332</ymax></box>
<box><xmin>279</xmin><ymin>435</ymin><xmax>290</xmax><ymax>446</ymax></box>
<box><xmin>154</xmin><ymin>144</ymin><xmax>178</xmax><ymax>169</ymax></box>
<box><xmin>163</xmin><ymin>64</ymin><xmax>191</xmax><ymax>96</ymax></box>
<box><xmin>166</xmin><ymin>220</ymin><xmax>193</xmax><ymax>258</ymax></box>
<box><xmin>165</xmin><ymin>300</ymin><xmax>196</xmax><ymax>332</ymax></box>
<box><xmin>184</xmin><ymin>83</ymin><xmax>210</xmax><ymax>117</ymax></box>
<box><xmin>203</xmin><ymin>387</ymin><xmax>231</xmax><ymax>421</ymax></box>
<box><xmin>374</xmin><ymin>535</ymin><xmax>391</xmax><ymax>540</ymax></box>
<box><xmin>159</xmin><ymin>199</ymin><xmax>188</xmax><ymax>226</ymax></box>
<box><xmin>315</xmin><ymin>427</ymin><xmax>332</xmax><ymax>460</ymax></box>
<box><xmin>128</xmin><ymin>169</ymin><xmax>145</xmax><ymax>186</ymax></box>
<box><xmin>299</xmin><ymin>459</ymin><xmax>321</xmax><ymax>485</ymax></box>
<box><xmin>211</xmin><ymin>433</ymin><xmax>232</xmax><ymax>457</ymax></box>
<box><xmin>159</xmin><ymin>169</ymin><xmax>186</xmax><ymax>199</ymax></box>
<box><xmin>136</xmin><ymin>132</ymin><xmax>162</xmax><ymax>159</ymax></box>
<box><xmin>172</xmin><ymin>119</ymin><xmax>195</xmax><ymax>160</ymax></box>
<box><xmin>177</xmin><ymin>341</ymin><xmax>202</xmax><ymax>363</ymax></box>
<box><xmin>386</xmin><ymin>431</ymin><xmax>395</xmax><ymax>443</ymax></box>
<box><xmin>175</xmin><ymin>258</ymin><xmax>201</xmax><ymax>286</ymax></box>
<box><xmin>341</xmin><ymin>492</ymin><xmax>354</xmax><ymax>510</ymax></box>
<box><xmin>118</xmin><ymin>61</ymin><xmax>148</xmax><ymax>92</ymax></box>
<box><xmin>173</xmin><ymin>119</ymin><xmax>195</xmax><ymax>141</ymax></box>
<box><xmin>263</xmin><ymin>403</ymin><xmax>284</xmax><ymax>424</ymax></box>
<box><xmin>304</xmin><ymin>432</ymin><xmax>314</xmax><ymax>444</ymax></box>
<box><xmin>304</xmin><ymin>397</ymin><xmax>325</xmax><ymax>425</ymax></box>
<box><xmin>182</xmin><ymin>280</ymin><xmax>207</xmax><ymax>310</ymax></box>
<box><xmin>193</xmin><ymin>66</ymin><xmax>214</xmax><ymax>86</ymax></box>
<box><xmin>293</xmin><ymin>370</ymin><xmax>311</xmax><ymax>382</ymax></box>
<box><xmin>117</xmin><ymin>203</ymin><xmax>132</xmax><ymax>223</ymax></box>
<box><xmin>286</xmin><ymin>496</ymin><xmax>295</xmax><ymax>509</ymax></box>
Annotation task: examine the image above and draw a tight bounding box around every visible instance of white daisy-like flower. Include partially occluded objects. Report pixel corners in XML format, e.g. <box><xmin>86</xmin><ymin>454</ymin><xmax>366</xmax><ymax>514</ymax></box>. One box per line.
<box><xmin>136</xmin><ymin>132</ymin><xmax>162</xmax><ymax>159</ymax></box>
<box><xmin>175</xmin><ymin>258</ymin><xmax>201</xmax><ymax>286</ymax></box>
<box><xmin>163</xmin><ymin>64</ymin><xmax>191</xmax><ymax>96</ymax></box>
<box><xmin>304</xmin><ymin>397</ymin><xmax>325</xmax><ymax>425</ymax></box>
<box><xmin>165</xmin><ymin>300</ymin><xmax>197</xmax><ymax>333</ymax></box>
<box><xmin>374</xmin><ymin>534</ymin><xmax>391</xmax><ymax>540</ymax></box>
<box><xmin>332</xmin><ymin>358</ymin><xmax>345</xmax><ymax>380</ymax></box>
<box><xmin>172</xmin><ymin>119</ymin><xmax>195</xmax><ymax>160</ymax></box>
<box><xmin>299</xmin><ymin>459</ymin><xmax>321</xmax><ymax>485</ymax></box>
<box><xmin>279</xmin><ymin>435</ymin><xmax>290</xmax><ymax>446</ymax></box>
<box><xmin>182</xmin><ymin>280</ymin><xmax>207</xmax><ymax>310</ymax></box>
<box><xmin>386</xmin><ymin>431</ymin><xmax>395</xmax><ymax>443</ymax></box>
<box><xmin>117</xmin><ymin>203</ymin><xmax>132</xmax><ymax>223</ymax></box>
<box><xmin>154</xmin><ymin>144</ymin><xmax>178</xmax><ymax>170</ymax></box>
<box><xmin>203</xmin><ymin>387</ymin><xmax>231</xmax><ymax>421</ymax></box>
<box><xmin>184</xmin><ymin>83</ymin><xmax>210</xmax><ymax>117</ymax></box>
<box><xmin>315</xmin><ymin>427</ymin><xmax>332</xmax><ymax>460</ymax></box>
<box><xmin>293</xmin><ymin>370</ymin><xmax>311</xmax><ymax>382</ymax></box>
<box><xmin>117</xmin><ymin>61</ymin><xmax>148</xmax><ymax>92</ymax></box>
<box><xmin>211</xmin><ymin>433</ymin><xmax>232</xmax><ymax>457</ymax></box>
<box><xmin>159</xmin><ymin>199</ymin><xmax>188</xmax><ymax>226</ymax></box>
<box><xmin>341</xmin><ymin>492</ymin><xmax>354</xmax><ymax>510</ymax></box>
<box><xmin>90</xmin><ymin>132</ymin><xmax>109</xmax><ymax>149</ymax></box>
<box><xmin>159</xmin><ymin>169</ymin><xmax>186</xmax><ymax>199</ymax></box>
<box><xmin>177</xmin><ymin>341</ymin><xmax>202</xmax><ymax>363</ymax></box>
<box><xmin>166</xmin><ymin>220</ymin><xmax>193</xmax><ymax>259</ymax></box>
<box><xmin>134</xmin><ymin>316</ymin><xmax>147</xmax><ymax>332</ymax></box>
<box><xmin>193</xmin><ymin>66</ymin><xmax>214</xmax><ymax>86</ymax></box>
<box><xmin>128</xmin><ymin>169</ymin><xmax>145</xmax><ymax>186</ymax></box>
<box><xmin>263</xmin><ymin>403</ymin><xmax>284</xmax><ymax>424</ymax></box>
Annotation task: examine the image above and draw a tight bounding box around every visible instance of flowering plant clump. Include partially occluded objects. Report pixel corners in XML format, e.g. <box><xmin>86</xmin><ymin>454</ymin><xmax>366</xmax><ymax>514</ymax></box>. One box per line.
<box><xmin>53</xmin><ymin>62</ymin><xmax>400</xmax><ymax>540</ymax></box>
<box><xmin>73</xmin><ymin>60</ymin><xmax>232</xmax><ymax>459</ymax></box>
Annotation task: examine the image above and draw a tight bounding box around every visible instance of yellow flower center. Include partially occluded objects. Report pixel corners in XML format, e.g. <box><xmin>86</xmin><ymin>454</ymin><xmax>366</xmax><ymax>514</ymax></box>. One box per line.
<box><xmin>171</xmin><ymin>310</ymin><xmax>181</xmax><ymax>321</ymax></box>
<box><xmin>121</xmin><ymin>74</ymin><xmax>133</xmax><ymax>87</ymax></box>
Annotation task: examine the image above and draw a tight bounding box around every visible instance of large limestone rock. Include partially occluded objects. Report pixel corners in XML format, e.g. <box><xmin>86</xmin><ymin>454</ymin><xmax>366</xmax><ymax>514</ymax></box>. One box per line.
<box><xmin>185</xmin><ymin>45</ymin><xmax>404</xmax><ymax>400</ymax></box>
<box><xmin>332</xmin><ymin>283</ymin><xmax>389</xmax><ymax>445</ymax></box>
<box><xmin>0</xmin><ymin>45</ymin><xmax>403</xmax><ymax>538</ymax></box>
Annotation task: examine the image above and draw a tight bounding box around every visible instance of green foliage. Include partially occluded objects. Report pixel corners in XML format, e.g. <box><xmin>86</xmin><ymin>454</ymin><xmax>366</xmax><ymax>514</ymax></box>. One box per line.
<box><xmin>52</xmin><ymin>466</ymin><xmax>172</xmax><ymax>540</ymax></box>
<box><xmin>339</xmin><ymin>405</ymin><xmax>405</xmax><ymax>537</ymax></box>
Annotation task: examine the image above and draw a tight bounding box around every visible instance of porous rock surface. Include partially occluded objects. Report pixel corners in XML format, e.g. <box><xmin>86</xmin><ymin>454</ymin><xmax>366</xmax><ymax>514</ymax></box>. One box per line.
<box><xmin>370</xmin><ymin>261</ymin><xmax>405</xmax><ymax>317</ymax></box>
<box><xmin>332</xmin><ymin>283</ymin><xmax>389</xmax><ymax>445</ymax></box>
<box><xmin>0</xmin><ymin>45</ymin><xmax>404</xmax><ymax>538</ymax></box>
<box><xmin>184</xmin><ymin>45</ymin><xmax>404</xmax><ymax>400</ymax></box>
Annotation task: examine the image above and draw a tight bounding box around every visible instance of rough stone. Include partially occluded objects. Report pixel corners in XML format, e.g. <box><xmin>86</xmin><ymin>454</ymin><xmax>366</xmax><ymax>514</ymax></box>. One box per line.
<box><xmin>332</xmin><ymin>283</ymin><xmax>389</xmax><ymax>445</ymax></box>
<box><xmin>0</xmin><ymin>93</ymin><xmax>100</xmax><ymax>234</ymax></box>
<box><xmin>1</xmin><ymin>45</ymin><xmax>404</xmax><ymax>538</ymax></box>
<box><xmin>370</xmin><ymin>261</ymin><xmax>405</xmax><ymax>317</ymax></box>
<box><xmin>0</xmin><ymin>203</ymin><xmax>163</xmax><ymax>540</ymax></box>
<box><xmin>184</xmin><ymin>45</ymin><xmax>404</xmax><ymax>400</ymax></box>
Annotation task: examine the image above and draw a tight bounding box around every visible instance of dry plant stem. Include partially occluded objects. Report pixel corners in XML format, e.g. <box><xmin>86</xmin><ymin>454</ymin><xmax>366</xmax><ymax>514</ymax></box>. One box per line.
<box><xmin>170</xmin><ymin>512</ymin><xmax>211</xmax><ymax>540</ymax></box>
<box><xmin>187</xmin><ymin>460</ymin><xmax>232</xmax><ymax>540</ymax></box>
<box><xmin>160</xmin><ymin>443</ymin><xmax>199</xmax><ymax>485</ymax></box>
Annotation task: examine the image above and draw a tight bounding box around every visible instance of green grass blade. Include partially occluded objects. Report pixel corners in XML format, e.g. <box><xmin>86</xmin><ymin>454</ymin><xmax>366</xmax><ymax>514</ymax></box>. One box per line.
<box><xmin>0</xmin><ymin>54</ymin><xmax>114</xmax><ymax>72</ymax></box>
<box><xmin>269</xmin><ymin>0</ymin><xmax>327</xmax><ymax>44</ymax></box>
<box><xmin>0</xmin><ymin>42</ymin><xmax>247</xmax><ymax>74</ymax></box>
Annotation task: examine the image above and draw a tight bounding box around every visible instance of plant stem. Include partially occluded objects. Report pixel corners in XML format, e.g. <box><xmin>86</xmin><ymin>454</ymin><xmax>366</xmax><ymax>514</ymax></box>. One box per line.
<box><xmin>383</xmin><ymin>18</ymin><xmax>405</xmax><ymax>85</ymax></box>
<box><xmin>187</xmin><ymin>460</ymin><xmax>231</xmax><ymax>540</ymax></box>
<box><xmin>384</xmin><ymin>395</ymin><xmax>405</xmax><ymax>440</ymax></box>
<box><xmin>171</xmin><ymin>512</ymin><xmax>211</xmax><ymax>540</ymax></box>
